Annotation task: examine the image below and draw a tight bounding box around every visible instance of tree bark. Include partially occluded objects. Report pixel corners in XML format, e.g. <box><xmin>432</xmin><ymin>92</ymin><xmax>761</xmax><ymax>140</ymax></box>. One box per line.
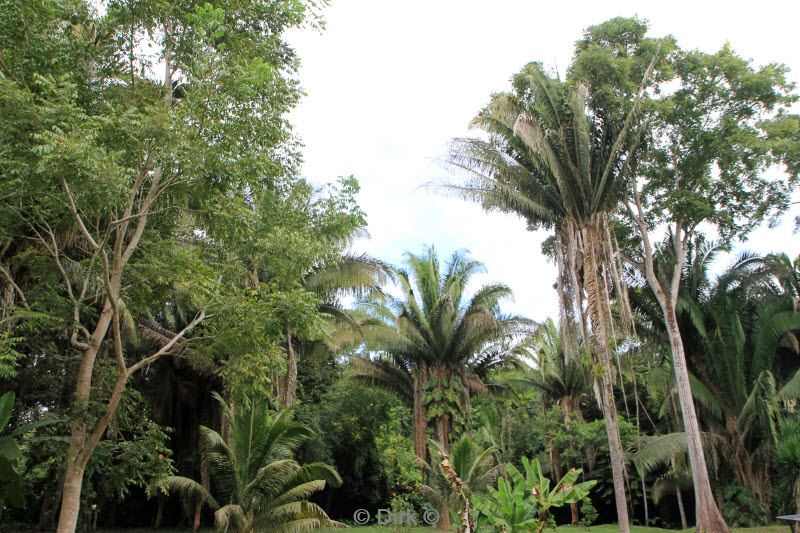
<box><xmin>57</xmin><ymin>463</ymin><xmax>86</xmax><ymax>533</ymax></box>
<box><xmin>663</xmin><ymin>304</ymin><xmax>729</xmax><ymax>533</ymax></box>
<box><xmin>626</xmin><ymin>187</ymin><xmax>730</xmax><ymax>533</ymax></box>
<box><xmin>434</xmin><ymin>363</ymin><xmax>450</xmax><ymax>452</ymax></box>
<box><xmin>413</xmin><ymin>361</ymin><xmax>428</xmax><ymax>461</ymax></box>
<box><xmin>280</xmin><ymin>328</ymin><xmax>298</xmax><ymax>408</ymax></box>
<box><xmin>436</xmin><ymin>509</ymin><xmax>451</xmax><ymax>531</ymax></box>
<box><xmin>56</xmin><ymin>300</ymin><xmax>115</xmax><ymax>533</ymax></box>
<box><xmin>583</xmin><ymin>226</ymin><xmax>631</xmax><ymax>533</ymax></box>
<box><xmin>677</xmin><ymin>486</ymin><xmax>689</xmax><ymax>530</ymax></box>
<box><xmin>436</xmin><ymin>413</ymin><xmax>450</xmax><ymax>453</ymax></box>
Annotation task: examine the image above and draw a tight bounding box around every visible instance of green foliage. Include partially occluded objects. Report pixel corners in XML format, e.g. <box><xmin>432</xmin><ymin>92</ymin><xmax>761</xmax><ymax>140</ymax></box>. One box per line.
<box><xmin>579</xmin><ymin>499</ymin><xmax>599</xmax><ymax>528</ymax></box>
<box><xmin>163</xmin><ymin>393</ymin><xmax>342</xmax><ymax>532</ymax></box>
<box><xmin>305</xmin><ymin>380</ymin><xmax>401</xmax><ymax>514</ymax></box>
<box><xmin>83</xmin><ymin>387</ymin><xmax>175</xmax><ymax>503</ymax></box>
<box><xmin>375</xmin><ymin>406</ymin><xmax>422</xmax><ymax>490</ymax></box>
<box><xmin>417</xmin><ymin>435</ymin><xmax>500</xmax><ymax>526</ymax></box>
<box><xmin>773</xmin><ymin>416</ymin><xmax>800</xmax><ymax>515</ymax></box>
<box><xmin>722</xmin><ymin>485</ymin><xmax>768</xmax><ymax>528</ymax></box>
<box><xmin>472</xmin><ymin>457</ymin><xmax>596</xmax><ymax>533</ymax></box>
<box><xmin>0</xmin><ymin>392</ymin><xmax>23</xmax><ymax>511</ymax></box>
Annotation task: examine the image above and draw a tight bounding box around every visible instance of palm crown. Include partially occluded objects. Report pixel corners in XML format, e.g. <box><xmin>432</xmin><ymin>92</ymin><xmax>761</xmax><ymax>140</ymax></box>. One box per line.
<box><xmin>163</xmin><ymin>392</ymin><xmax>342</xmax><ymax>533</ymax></box>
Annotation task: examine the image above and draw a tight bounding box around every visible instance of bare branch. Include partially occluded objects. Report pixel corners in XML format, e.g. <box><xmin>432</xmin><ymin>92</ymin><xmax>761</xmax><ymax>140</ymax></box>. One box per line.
<box><xmin>60</xmin><ymin>177</ymin><xmax>99</xmax><ymax>250</ymax></box>
<box><xmin>127</xmin><ymin>310</ymin><xmax>207</xmax><ymax>375</ymax></box>
<box><xmin>0</xmin><ymin>265</ymin><xmax>30</xmax><ymax>310</ymax></box>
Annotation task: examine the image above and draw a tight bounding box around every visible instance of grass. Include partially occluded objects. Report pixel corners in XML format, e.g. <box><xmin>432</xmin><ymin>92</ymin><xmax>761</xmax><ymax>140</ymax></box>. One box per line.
<box><xmin>554</xmin><ymin>526</ymin><xmax>790</xmax><ymax>533</ymax></box>
<box><xmin>93</xmin><ymin>524</ymin><xmax>792</xmax><ymax>532</ymax></box>
<box><xmin>316</xmin><ymin>525</ymin><xmax>791</xmax><ymax>533</ymax></box>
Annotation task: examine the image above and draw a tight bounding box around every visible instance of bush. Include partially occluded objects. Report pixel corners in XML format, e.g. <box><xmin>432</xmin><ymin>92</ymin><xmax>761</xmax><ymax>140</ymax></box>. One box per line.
<box><xmin>722</xmin><ymin>484</ymin><xmax>767</xmax><ymax>528</ymax></box>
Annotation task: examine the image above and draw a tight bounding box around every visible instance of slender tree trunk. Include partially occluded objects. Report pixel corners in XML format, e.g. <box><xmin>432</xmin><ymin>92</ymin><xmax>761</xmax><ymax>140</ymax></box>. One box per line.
<box><xmin>642</xmin><ymin>475</ymin><xmax>650</xmax><ymax>526</ymax></box>
<box><xmin>628</xmin><ymin>189</ymin><xmax>729</xmax><ymax>533</ymax></box>
<box><xmin>154</xmin><ymin>493</ymin><xmax>165</xmax><ymax>529</ymax></box>
<box><xmin>413</xmin><ymin>362</ymin><xmax>428</xmax><ymax>461</ymax></box>
<box><xmin>434</xmin><ymin>364</ymin><xmax>450</xmax><ymax>452</ymax></box>
<box><xmin>57</xmin><ymin>300</ymin><xmax>114</xmax><ymax>533</ymax></box>
<box><xmin>562</xmin><ymin>402</ymin><xmax>580</xmax><ymax>526</ymax></box>
<box><xmin>583</xmin><ymin>227</ymin><xmax>630</xmax><ymax>533</ymax></box>
<box><xmin>677</xmin><ymin>486</ymin><xmax>689</xmax><ymax>530</ymax></box>
<box><xmin>663</xmin><ymin>304</ymin><xmax>729</xmax><ymax>533</ymax></box>
<box><xmin>57</xmin><ymin>463</ymin><xmax>87</xmax><ymax>533</ymax></box>
<box><xmin>192</xmin><ymin>501</ymin><xmax>201</xmax><ymax>533</ymax></box>
<box><xmin>281</xmin><ymin>328</ymin><xmax>298</xmax><ymax>408</ymax></box>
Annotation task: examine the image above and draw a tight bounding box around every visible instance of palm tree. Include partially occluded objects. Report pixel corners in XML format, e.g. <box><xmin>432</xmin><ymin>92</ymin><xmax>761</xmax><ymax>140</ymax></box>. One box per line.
<box><xmin>446</xmin><ymin>62</ymin><xmax>655</xmax><ymax>532</ymax></box>
<box><xmin>163</xmin><ymin>392</ymin><xmax>342</xmax><ymax>533</ymax></box>
<box><xmin>279</xmin><ymin>253</ymin><xmax>391</xmax><ymax>408</ymax></box>
<box><xmin>418</xmin><ymin>435</ymin><xmax>501</xmax><ymax>530</ymax></box>
<box><xmin>354</xmin><ymin>247</ymin><xmax>529</xmax><ymax>458</ymax></box>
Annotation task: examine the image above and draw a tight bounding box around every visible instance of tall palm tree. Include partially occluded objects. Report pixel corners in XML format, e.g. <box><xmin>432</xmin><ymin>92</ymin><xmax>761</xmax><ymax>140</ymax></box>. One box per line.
<box><xmin>446</xmin><ymin>62</ymin><xmax>654</xmax><ymax>532</ymax></box>
<box><xmin>163</xmin><ymin>393</ymin><xmax>342</xmax><ymax>532</ymax></box>
<box><xmin>354</xmin><ymin>247</ymin><xmax>529</xmax><ymax>458</ymax></box>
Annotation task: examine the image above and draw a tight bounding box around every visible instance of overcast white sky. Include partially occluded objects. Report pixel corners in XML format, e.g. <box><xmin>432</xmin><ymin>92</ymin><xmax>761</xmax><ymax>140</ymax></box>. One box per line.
<box><xmin>288</xmin><ymin>0</ymin><xmax>800</xmax><ymax>322</ymax></box>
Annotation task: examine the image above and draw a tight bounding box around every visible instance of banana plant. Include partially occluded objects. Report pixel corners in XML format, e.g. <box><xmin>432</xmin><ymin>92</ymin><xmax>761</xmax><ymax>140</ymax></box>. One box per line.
<box><xmin>472</xmin><ymin>457</ymin><xmax>596</xmax><ymax>533</ymax></box>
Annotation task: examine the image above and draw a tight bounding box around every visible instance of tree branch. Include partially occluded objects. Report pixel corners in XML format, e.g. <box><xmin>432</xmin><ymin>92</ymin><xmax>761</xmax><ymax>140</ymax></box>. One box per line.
<box><xmin>127</xmin><ymin>310</ymin><xmax>207</xmax><ymax>375</ymax></box>
<box><xmin>60</xmin><ymin>177</ymin><xmax>99</xmax><ymax>250</ymax></box>
<box><xmin>0</xmin><ymin>264</ymin><xmax>29</xmax><ymax>310</ymax></box>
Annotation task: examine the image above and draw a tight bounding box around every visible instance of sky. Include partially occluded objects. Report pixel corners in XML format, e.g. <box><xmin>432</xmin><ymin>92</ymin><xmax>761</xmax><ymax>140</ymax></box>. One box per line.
<box><xmin>287</xmin><ymin>0</ymin><xmax>800</xmax><ymax>322</ymax></box>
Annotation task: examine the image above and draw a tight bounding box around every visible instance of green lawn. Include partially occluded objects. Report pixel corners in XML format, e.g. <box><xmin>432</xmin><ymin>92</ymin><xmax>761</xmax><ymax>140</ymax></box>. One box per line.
<box><xmin>97</xmin><ymin>524</ymin><xmax>792</xmax><ymax>533</ymax></box>
<box><xmin>554</xmin><ymin>526</ymin><xmax>790</xmax><ymax>533</ymax></box>
<box><xmin>317</xmin><ymin>526</ymin><xmax>791</xmax><ymax>533</ymax></box>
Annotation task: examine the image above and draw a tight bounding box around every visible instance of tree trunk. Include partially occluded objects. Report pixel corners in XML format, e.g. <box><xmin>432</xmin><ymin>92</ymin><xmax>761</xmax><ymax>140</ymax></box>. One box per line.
<box><xmin>436</xmin><ymin>508</ymin><xmax>451</xmax><ymax>531</ymax></box>
<box><xmin>663</xmin><ymin>304</ymin><xmax>729</xmax><ymax>533</ymax></box>
<box><xmin>597</xmin><ymin>369</ymin><xmax>631</xmax><ymax>533</ymax></box>
<box><xmin>280</xmin><ymin>328</ymin><xmax>298</xmax><ymax>408</ymax></box>
<box><xmin>642</xmin><ymin>475</ymin><xmax>650</xmax><ymax>526</ymax></box>
<box><xmin>57</xmin><ymin>300</ymin><xmax>114</xmax><ymax>533</ymax></box>
<box><xmin>677</xmin><ymin>486</ymin><xmax>689</xmax><ymax>530</ymax></box>
<box><xmin>413</xmin><ymin>362</ymin><xmax>428</xmax><ymax>461</ymax></box>
<box><xmin>192</xmin><ymin>501</ymin><xmax>202</xmax><ymax>533</ymax></box>
<box><xmin>154</xmin><ymin>493</ymin><xmax>165</xmax><ymax>529</ymax></box>
<box><xmin>434</xmin><ymin>364</ymin><xmax>450</xmax><ymax>452</ymax></box>
<box><xmin>583</xmin><ymin>227</ymin><xmax>631</xmax><ymax>533</ymax></box>
<box><xmin>436</xmin><ymin>414</ymin><xmax>450</xmax><ymax>453</ymax></box>
<box><xmin>57</xmin><ymin>463</ymin><xmax>87</xmax><ymax>533</ymax></box>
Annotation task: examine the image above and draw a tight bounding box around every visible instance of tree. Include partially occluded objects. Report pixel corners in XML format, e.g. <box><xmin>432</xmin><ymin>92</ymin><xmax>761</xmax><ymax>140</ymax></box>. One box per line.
<box><xmin>563</xmin><ymin>17</ymin><xmax>800</xmax><ymax>531</ymax></box>
<box><xmin>446</xmin><ymin>58</ymin><xmax>654</xmax><ymax>532</ymax></box>
<box><xmin>164</xmin><ymin>392</ymin><xmax>342</xmax><ymax>532</ymax></box>
<box><xmin>634</xmin><ymin>252</ymin><xmax>800</xmax><ymax>522</ymax></box>
<box><xmin>355</xmin><ymin>247</ymin><xmax>528</xmax><ymax>459</ymax></box>
<box><xmin>0</xmin><ymin>1</ymin><xmax>317</xmax><ymax>529</ymax></box>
